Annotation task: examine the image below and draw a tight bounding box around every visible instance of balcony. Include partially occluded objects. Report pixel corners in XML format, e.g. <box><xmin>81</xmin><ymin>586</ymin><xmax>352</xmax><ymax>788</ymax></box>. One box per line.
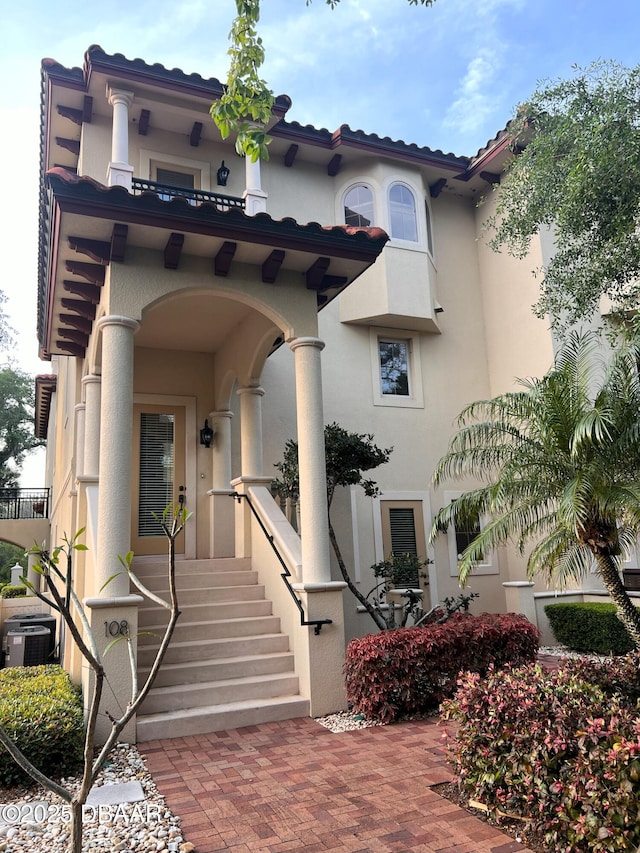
<box><xmin>131</xmin><ymin>178</ymin><xmax>245</xmax><ymax>210</ymax></box>
<box><xmin>0</xmin><ymin>489</ymin><xmax>50</xmax><ymax>520</ymax></box>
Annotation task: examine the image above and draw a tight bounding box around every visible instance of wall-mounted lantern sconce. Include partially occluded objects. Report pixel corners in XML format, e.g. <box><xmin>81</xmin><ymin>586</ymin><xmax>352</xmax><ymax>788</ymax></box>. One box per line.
<box><xmin>216</xmin><ymin>160</ymin><xmax>230</xmax><ymax>186</ymax></box>
<box><xmin>200</xmin><ymin>419</ymin><xmax>214</xmax><ymax>448</ymax></box>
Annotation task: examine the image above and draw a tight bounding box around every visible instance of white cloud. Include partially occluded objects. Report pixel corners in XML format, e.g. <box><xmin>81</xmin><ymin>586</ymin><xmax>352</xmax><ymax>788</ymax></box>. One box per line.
<box><xmin>443</xmin><ymin>47</ymin><xmax>504</xmax><ymax>135</ymax></box>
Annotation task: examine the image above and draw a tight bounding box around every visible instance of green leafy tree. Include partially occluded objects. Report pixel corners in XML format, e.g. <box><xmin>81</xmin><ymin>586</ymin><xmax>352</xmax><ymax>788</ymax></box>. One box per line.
<box><xmin>211</xmin><ymin>0</ymin><xmax>437</xmax><ymax>161</ymax></box>
<box><xmin>273</xmin><ymin>422</ymin><xmax>394</xmax><ymax>629</ymax></box>
<box><xmin>431</xmin><ymin>330</ymin><xmax>640</xmax><ymax>647</ymax></box>
<box><xmin>486</xmin><ymin>61</ymin><xmax>640</xmax><ymax>328</ymax></box>
<box><xmin>0</xmin><ymin>368</ymin><xmax>43</xmax><ymax>488</ymax></box>
<box><xmin>0</xmin><ymin>542</ymin><xmax>27</xmax><ymax>584</ymax></box>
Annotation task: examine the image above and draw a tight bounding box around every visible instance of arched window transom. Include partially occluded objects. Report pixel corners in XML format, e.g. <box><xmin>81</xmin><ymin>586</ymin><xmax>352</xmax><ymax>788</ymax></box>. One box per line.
<box><xmin>344</xmin><ymin>185</ymin><xmax>374</xmax><ymax>227</ymax></box>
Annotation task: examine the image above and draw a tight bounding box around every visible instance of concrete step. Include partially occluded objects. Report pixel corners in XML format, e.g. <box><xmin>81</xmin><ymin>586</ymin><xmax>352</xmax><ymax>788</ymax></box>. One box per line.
<box><xmin>141</xmin><ymin>672</ymin><xmax>301</xmax><ymax>714</ymax></box>
<box><xmin>138</xmin><ymin>598</ymin><xmax>272</xmax><ymax>627</ymax></box>
<box><xmin>138</xmin><ymin>615</ymin><xmax>281</xmax><ymax>645</ymax></box>
<box><xmin>132</xmin><ymin>557</ymin><xmax>252</xmax><ymax>580</ymax></box>
<box><xmin>132</xmin><ymin>555</ymin><xmax>308</xmax><ymax>742</ymax></box>
<box><xmin>138</xmin><ymin>651</ymin><xmax>295</xmax><ymax>688</ymax></box>
<box><xmin>137</xmin><ymin>632</ymin><xmax>291</xmax><ymax>667</ymax></box>
<box><xmin>133</xmin><ymin>570</ymin><xmax>258</xmax><ymax>594</ymax></box>
<box><xmin>136</xmin><ymin>695</ymin><xmax>310</xmax><ymax>742</ymax></box>
<box><xmin>138</xmin><ymin>583</ymin><xmax>263</xmax><ymax>607</ymax></box>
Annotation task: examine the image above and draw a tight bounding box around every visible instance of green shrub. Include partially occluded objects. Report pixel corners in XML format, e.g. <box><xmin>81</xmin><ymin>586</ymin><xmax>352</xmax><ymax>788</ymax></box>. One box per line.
<box><xmin>0</xmin><ymin>665</ymin><xmax>84</xmax><ymax>786</ymax></box>
<box><xmin>545</xmin><ymin>601</ymin><xmax>636</xmax><ymax>654</ymax></box>
<box><xmin>344</xmin><ymin>612</ymin><xmax>539</xmax><ymax>722</ymax></box>
<box><xmin>0</xmin><ymin>584</ymin><xmax>27</xmax><ymax>599</ymax></box>
<box><xmin>442</xmin><ymin>659</ymin><xmax>640</xmax><ymax>852</ymax></box>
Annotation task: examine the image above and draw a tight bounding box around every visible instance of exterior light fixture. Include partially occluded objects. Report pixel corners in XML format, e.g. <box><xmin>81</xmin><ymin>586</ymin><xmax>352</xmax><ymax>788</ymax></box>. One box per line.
<box><xmin>216</xmin><ymin>161</ymin><xmax>230</xmax><ymax>186</ymax></box>
<box><xmin>200</xmin><ymin>419</ymin><xmax>214</xmax><ymax>448</ymax></box>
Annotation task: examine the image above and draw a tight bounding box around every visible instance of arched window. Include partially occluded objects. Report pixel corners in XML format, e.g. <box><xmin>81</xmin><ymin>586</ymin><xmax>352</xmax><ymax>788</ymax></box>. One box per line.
<box><xmin>343</xmin><ymin>185</ymin><xmax>374</xmax><ymax>227</ymax></box>
<box><xmin>388</xmin><ymin>183</ymin><xmax>417</xmax><ymax>242</ymax></box>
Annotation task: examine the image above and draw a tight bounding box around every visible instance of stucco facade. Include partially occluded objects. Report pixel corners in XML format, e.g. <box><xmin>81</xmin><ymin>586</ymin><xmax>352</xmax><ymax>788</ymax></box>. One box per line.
<box><xmin>26</xmin><ymin>45</ymin><xmax>627</xmax><ymax>740</ymax></box>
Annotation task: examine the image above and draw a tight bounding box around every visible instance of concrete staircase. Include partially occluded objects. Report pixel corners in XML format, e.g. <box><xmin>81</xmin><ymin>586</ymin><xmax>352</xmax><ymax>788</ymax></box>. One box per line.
<box><xmin>133</xmin><ymin>557</ymin><xmax>309</xmax><ymax>742</ymax></box>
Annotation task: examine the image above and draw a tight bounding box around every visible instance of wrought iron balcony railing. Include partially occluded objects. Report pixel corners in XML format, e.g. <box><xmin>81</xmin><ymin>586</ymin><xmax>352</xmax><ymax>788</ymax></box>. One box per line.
<box><xmin>131</xmin><ymin>178</ymin><xmax>245</xmax><ymax>210</ymax></box>
<box><xmin>0</xmin><ymin>488</ymin><xmax>50</xmax><ymax>520</ymax></box>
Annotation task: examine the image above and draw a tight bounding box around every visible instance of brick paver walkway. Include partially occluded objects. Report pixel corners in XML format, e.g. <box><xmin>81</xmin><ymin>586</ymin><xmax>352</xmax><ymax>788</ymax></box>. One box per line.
<box><xmin>140</xmin><ymin>717</ymin><xmax>533</xmax><ymax>853</ymax></box>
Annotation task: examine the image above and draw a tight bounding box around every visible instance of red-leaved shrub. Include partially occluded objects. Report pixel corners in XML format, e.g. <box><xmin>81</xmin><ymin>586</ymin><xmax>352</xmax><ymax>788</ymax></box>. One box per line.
<box><xmin>344</xmin><ymin>612</ymin><xmax>539</xmax><ymax>722</ymax></box>
<box><xmin>442</xmin><ymin>659</ymin><xmax>640</xmax><ymax>852</ymax></box>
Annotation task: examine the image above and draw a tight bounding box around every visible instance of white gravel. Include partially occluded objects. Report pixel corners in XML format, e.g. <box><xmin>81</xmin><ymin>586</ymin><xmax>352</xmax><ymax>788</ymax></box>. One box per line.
<box><xmin>0</xmin><ymin>744</ymin><xmax>192</xmax><ymax>852</ymax></box>
<box><xmin>0</xmin><ymin>646</ymin><xmax>609</xmax><ymax>849</ymax></box>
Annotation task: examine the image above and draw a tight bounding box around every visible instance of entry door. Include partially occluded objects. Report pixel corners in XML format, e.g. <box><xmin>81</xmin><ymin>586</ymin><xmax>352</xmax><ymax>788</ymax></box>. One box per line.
<box><xmin>131</xmin><ymin>404</ymin><xmax>186</xmax><ymax>555</ymax></box>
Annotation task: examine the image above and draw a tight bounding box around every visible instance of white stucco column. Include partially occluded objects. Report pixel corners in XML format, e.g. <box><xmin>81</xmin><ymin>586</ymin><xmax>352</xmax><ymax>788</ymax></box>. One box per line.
<box><xmin>74</xmin><ymin>403</ymin><xmax>86</xmax><ymax>479</ymax></box>
<box><xmin>207</xmin><ymin>410</ymin><xmax>235</xmax><ymax>558</ymax></box>
<box><xmin>94</xmin><ymin>316</ymin><xmax>139</xmax><ymax>597</ymax></box>
<box><xmin>106</xmin><ymin>86</ymin><xmax>134</xmax><ymax>189</ymax></box>
<box><xmin>290</xmin><ymin>337</ymin><xmax>331</xmax><ymax>584</ymax></box>
<box><xmin>244</xmin><ymin>146</ymin><xmax>267</xmax><ymax>215</ymax></box>
<box><xmin>237</xmin><ymin>386</ymin><xmax>265</xmax><ymax>479</ymax></box>
<box><xmin>82</xmin><ymin>317</ymin><xmax>142</xmax><ymax>745</ymax></box>
<box><xmin>82</xmin><ymin>374</ymin><xmax>102</xmax><ymax>480</ymax></box>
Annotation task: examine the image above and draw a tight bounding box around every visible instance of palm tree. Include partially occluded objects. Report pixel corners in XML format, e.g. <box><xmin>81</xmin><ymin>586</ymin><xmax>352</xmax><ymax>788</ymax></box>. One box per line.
<box><xmin>430</xmin><ymin>330</ymin><xmax>640</xmax><ymax>647</ymax></box>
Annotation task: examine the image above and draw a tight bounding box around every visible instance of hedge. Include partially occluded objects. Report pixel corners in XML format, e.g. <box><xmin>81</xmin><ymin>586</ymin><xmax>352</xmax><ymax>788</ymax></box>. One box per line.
<box><xmin>545</xmin><ymin>601</ymin><xmax>636</xmax><ymax>655</ymax></box>
<box><xmin>443</xmin><ymin>657</ymin><xmax>640</xmax><ymax>852</ymax></box>
<box><xmin>0</xmin><ymin>584</ymin><xmax>27</xmax><ymax>599</ymax></box>
<box><xmin>344</xmin><ymin>612</ymin><xmax>540</xmax><ymax>722</ymax></box>
<box><xmin>0</xmin><ymin>665</ymin><xmax>84</xmax><ymax>786</ymax></box>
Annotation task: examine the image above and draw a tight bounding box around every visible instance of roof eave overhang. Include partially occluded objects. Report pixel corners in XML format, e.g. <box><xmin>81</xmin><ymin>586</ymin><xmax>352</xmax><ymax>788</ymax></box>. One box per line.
<box><xmin>34</xmin><ymin>375</ymin><xmax>57</xmax><ymax>440</ymax></box>
<box><xmin>270</xmin><ymin>121</ymin><xmax>470</xmax><ymax>175</ymax></box>
<box><xmin>40</xmin><ymin>171</ymin><xmax>389</xmax><ymax>359</ymax></box>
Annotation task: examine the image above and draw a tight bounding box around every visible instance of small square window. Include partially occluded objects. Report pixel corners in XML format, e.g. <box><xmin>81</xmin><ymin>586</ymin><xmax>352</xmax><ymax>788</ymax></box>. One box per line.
<box><xmin>370</xmin><ymin>329</ymin><xmax>423</xmax><ymax>409</ymax></box>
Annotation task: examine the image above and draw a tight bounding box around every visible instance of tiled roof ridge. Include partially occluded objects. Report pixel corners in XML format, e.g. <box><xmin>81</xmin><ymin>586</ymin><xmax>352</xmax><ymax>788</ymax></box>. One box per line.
<box><xmin>337</xmin><ymin>124</ymin><xmax>470</xmax><ymax>165</ymax></box>
<box><xmin>43</xmin><ymin>47</ymin><xmax>514</xmax><ymax>167</ymax></box>
<box><xmin>45</xmin><ymin>168</ymin><xmax>389</xmax><ymax>246</ymax></box>
<box><xmin>81</xmin><ymin>45</ymin><xmax>292</xmax><ymax>112</ymax></box>
<box><xmin>84</xmin><ymin>44</ymin><xmax>227</xmax><ymax>91</ymax></box>
<box><xmin>469</xmin><ymin>120</ymin><xmax>515</xmax><ymax>165</ymax></box>
<box><xmin>41</xmin><ymin>57</ymin><xmax>84</xmax><ymax>81</ymax></box>
<box><xmin>273</xmin><ymin>120</ymin><xmax>470</xmax><ymax>165</ymax></box>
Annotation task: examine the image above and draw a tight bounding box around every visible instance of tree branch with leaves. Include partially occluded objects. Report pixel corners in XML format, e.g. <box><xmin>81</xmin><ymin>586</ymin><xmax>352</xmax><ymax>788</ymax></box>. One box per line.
<box><xmin>211</xmin><ymin>0</ymin><xmax>437</xmax><ymax>160</ymax></box>
<box><xmin>273</xmin><ymin>422</ymin><xmax>394</xmax><ymax>629</ymax></box>
<box><xmin>485</xmin><ymin>61</ymin><xmax>640</xmax><ymax>328</ymax></box>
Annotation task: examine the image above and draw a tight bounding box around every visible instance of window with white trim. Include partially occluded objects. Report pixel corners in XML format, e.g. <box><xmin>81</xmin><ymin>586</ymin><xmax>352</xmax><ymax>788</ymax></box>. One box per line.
<box><xmin>140</xmin><ymin>149</ymin><xmax>211</xmax><ymax>194</ymax></box>
<box><xmin>379</xmin><ymin>339</ymin><xmax>410</xmax><ymax>397</ymax></box>
<box><xmin>152</xmin><ymin>165</ymin><xmax>199</xmax><ymax>203</ymax></box>
<box><xmin>370</xmin><ymin>329</ymin><xmax>424</xmax><ymax>408</ymax></box>
<box><xmin>156</xmin><ymin>167</ymin><xmax>196</xmax><ymax>189</ymax></box>
<box><xmin>389</xmin><ymin>183</ymin><xmax>418</xmax><ymax>242</ymax></box>
<box><xmin>343</xmin><ymin>184</ymin><xmax>374</xmax><ymax>227</ymax></box>
<box><xmin>444</xmin><ymin>490</ymin><xmax>498</xmax><ymax>577</ymax></box>
<box><xmin>381</xmin><ymin>499</ymin><xmax>428</xmax><ymax>589</ymax></box>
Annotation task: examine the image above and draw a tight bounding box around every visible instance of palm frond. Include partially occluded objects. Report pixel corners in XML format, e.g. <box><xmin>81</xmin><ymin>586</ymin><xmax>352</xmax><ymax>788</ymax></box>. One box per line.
<box><xmin>431</xmin><ymin>328</ymin><xmax>640</xmax><ymax>604</ymax></box>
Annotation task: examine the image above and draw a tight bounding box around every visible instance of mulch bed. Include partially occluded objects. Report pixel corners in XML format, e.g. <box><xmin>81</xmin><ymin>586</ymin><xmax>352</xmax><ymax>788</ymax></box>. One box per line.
<box><xmin>432</xmin><ymin>781</ymin><xmax>549</xmax><ymax>853</ymax></box>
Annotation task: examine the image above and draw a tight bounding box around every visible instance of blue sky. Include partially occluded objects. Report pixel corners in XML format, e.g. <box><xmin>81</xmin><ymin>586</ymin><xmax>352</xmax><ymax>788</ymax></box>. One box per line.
<box><xmin>1</xmin><ymin>0</ymin><xmax>639</xmax><ymax>479</ymax></box>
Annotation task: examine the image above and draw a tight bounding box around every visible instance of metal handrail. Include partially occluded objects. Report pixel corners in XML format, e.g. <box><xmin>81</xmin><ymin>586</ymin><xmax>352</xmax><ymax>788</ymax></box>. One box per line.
<box><xmin>0</xmin><ymin>488</ymin><xmax>50</xmax><ymax>520</ymax></box>
<box><xmin>232</xmin><ymin>492</ymin><xmax>332</xmax><ymax>635</ymax></box>
<box><xmin>131</xmin><ymin>178</ymin><xmax>245</xmax><ymax>210</ymax></box>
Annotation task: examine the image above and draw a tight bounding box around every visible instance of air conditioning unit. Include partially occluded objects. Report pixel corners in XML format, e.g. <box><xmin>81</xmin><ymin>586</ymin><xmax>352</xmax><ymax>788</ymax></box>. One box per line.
<box><xmin>4</xmin><ymin>627</ymin><xmax>51</xmax><ymax>667</ymax></box>
<box><xmin>3</xmin><ymin>613</ymin><xmax>56</xmax><ymax>661</ymax></box>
